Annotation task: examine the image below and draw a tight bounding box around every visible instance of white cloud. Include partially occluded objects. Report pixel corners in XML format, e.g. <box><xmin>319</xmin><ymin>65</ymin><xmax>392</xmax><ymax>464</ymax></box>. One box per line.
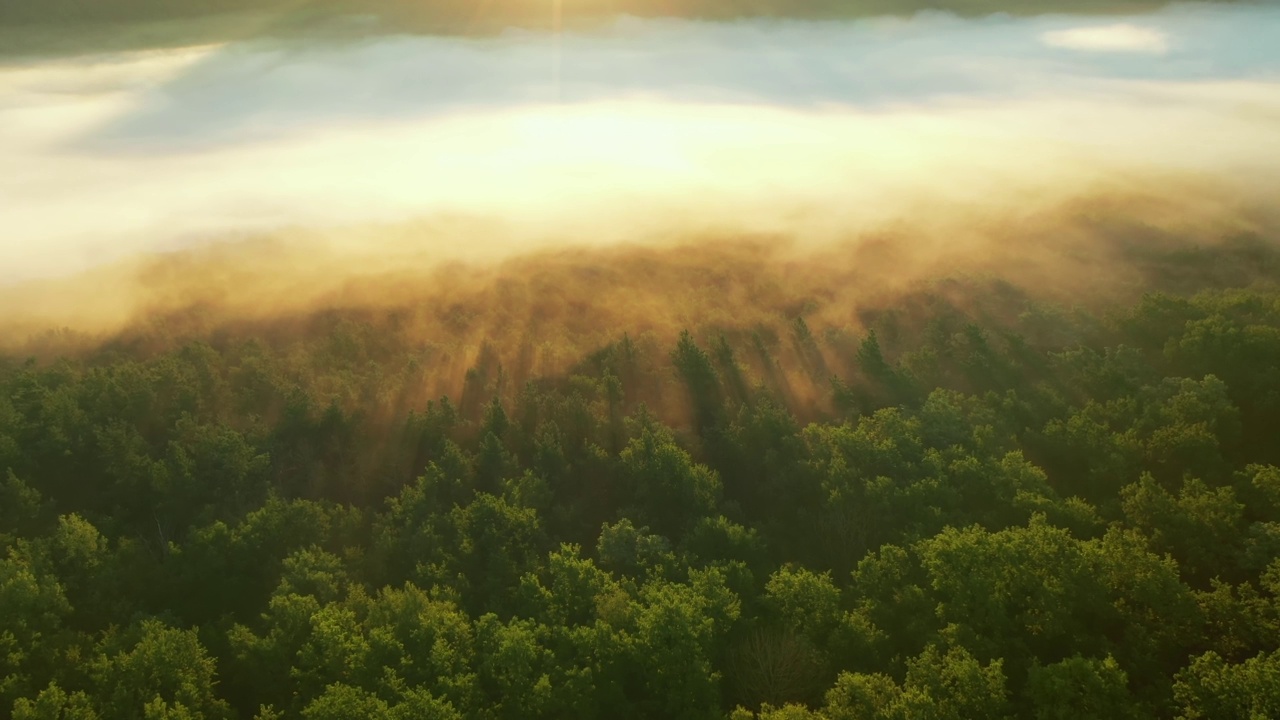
<box><xmin>1</xmin><ymin>6</ymin><xmax>1277</xmax><ymax>284</ymax></box>
<box><xmin>1040</xmin><ymin>24</ymin><xmax>1170</xmax><ymax>54</ymax></box>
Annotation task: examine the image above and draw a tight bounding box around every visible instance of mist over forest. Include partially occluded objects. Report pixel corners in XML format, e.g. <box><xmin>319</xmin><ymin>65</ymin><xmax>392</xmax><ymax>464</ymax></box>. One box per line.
<box><xmin>2</xmin><ymin>2</ymin><xmax>1280</xmax><ymax>719</ymax></box>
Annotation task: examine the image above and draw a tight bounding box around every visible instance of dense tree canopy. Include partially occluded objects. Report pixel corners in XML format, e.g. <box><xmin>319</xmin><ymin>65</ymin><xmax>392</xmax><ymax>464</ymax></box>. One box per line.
<box><xmin>1</xmin><ymin>237</ymin><xmax>1279</xmax><ymax>718</ymax></box>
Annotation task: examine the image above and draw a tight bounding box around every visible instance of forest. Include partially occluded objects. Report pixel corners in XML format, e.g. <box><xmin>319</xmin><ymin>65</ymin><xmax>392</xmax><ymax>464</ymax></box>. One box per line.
<box><xmin>1</xmin><ymin>227</ymin><xmax>1278</xmax><ymax>720</ymax></box>
<box><xmin>0</xmin><ymin>0</ymin><xmax>1238</xmax><ymax>35</ymax></box>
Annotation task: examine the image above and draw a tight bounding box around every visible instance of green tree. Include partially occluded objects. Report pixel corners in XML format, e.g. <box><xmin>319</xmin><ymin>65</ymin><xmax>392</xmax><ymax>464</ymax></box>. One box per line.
<box><xmin>617</xmin><ymin>427</ymin><xmax>721</xmax><ymax>539</ymax></box>
<box><xmin>1024</xmin><ymin>655</ymin><xmax>1138</xmax><ymax>720</ymax></box>
<box><xmin>91</xmin><ymin>620</ymin><xmax>231</xmax><ymax>720</ymax></box>
<box><xmin>1174</xmin><ymin>650</ymin><xmax>1280</xmax><ymax>720</ymax></box>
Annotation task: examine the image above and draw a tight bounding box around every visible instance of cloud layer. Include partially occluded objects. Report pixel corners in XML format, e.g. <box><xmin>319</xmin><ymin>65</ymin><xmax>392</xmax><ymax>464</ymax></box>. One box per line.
<box><xmin>0</xmin><ymin>2</ymin><xmax>1278</xmax><ymax>291</ymax></box>
<box><xmin>1040</xmin><ymin>23</ymin><xmax>1169</xmax><ymax>53</ymax></box>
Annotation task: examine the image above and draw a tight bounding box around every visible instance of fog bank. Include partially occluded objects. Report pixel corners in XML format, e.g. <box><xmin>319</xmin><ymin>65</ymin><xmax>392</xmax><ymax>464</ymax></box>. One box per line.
<box><xmin>0</xmin><ymin>3</ymin><xmax>1277</xmax><ymax>341</ymax></box>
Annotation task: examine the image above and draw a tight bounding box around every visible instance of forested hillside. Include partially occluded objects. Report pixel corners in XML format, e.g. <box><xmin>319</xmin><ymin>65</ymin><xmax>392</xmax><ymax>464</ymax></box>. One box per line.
<box><xmin>2</xmin><ymin>232</ymin><xmax>1278</xmax><ymax>719</ymax></box>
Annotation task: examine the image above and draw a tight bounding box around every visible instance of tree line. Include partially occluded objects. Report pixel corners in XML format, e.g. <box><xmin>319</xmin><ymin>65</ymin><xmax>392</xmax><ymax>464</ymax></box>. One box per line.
<box><xmin>0</xmin><ymin>0</ymin><xmax>1211</xmax><ymax>32</ymax></box>
<box><xmin>2</xmin><ymin>236</ymin><xmax>1279</xmax><ymax>718</ymax></box>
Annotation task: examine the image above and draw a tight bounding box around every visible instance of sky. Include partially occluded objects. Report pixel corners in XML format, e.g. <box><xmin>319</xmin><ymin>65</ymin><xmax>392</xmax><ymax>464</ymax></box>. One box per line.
<box><xmin>1</xmin><ymin>2</ymin><xmax>1278</xmax><ymax>283</ymax></box>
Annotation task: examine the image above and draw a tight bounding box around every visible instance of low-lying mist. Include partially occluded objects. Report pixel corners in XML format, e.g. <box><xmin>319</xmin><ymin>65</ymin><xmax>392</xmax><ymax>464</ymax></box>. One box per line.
<box><xmin>1</xmin><ymin>2</ymin><xmax>1278</xmax><ymax>406</ymax></box>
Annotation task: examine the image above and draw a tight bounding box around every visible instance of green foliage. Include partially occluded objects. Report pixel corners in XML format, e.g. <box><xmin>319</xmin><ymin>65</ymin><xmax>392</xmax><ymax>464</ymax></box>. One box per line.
<box><xmin>0</xmin><ymin>553</ymin><xmax>71</xmax><ymax>707</ymax></box>
<box><xmin>824</xmin><ymin>644</ymin><xmax>1009</xmax><ymax>720</ymax></box>
<box><xmin>12</xmin><ymin>683</ymin><xmax>99</xmax><ymax>720</ymax></box>
<box><xmin>1174</xmin><ymin>651</ymin><xmax>1280</xmax><ymax>720</ymax></box>
<box><xmin>1025</xmin><ymin>655</ymin><xmax>1137</xmax><ymax>720</ymax></box>
<box><xmin>92</xmin><ymin>620</ymin><xmax>231</xmax><ymax>720</ymax></box>
<box><xmin>2</xmin><ymin>268</ymin><xmax>1279</xmax><ymax>718</ymax></box>
<box><xmin>1029</xmin><ymin>653</ymin><xmax>1141</xmax><ymax>717</ymax></box>
<box><xmin>618</xmin><ymin>426</ymin><xmax>722</xmax><ymax>539</ymax></box>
